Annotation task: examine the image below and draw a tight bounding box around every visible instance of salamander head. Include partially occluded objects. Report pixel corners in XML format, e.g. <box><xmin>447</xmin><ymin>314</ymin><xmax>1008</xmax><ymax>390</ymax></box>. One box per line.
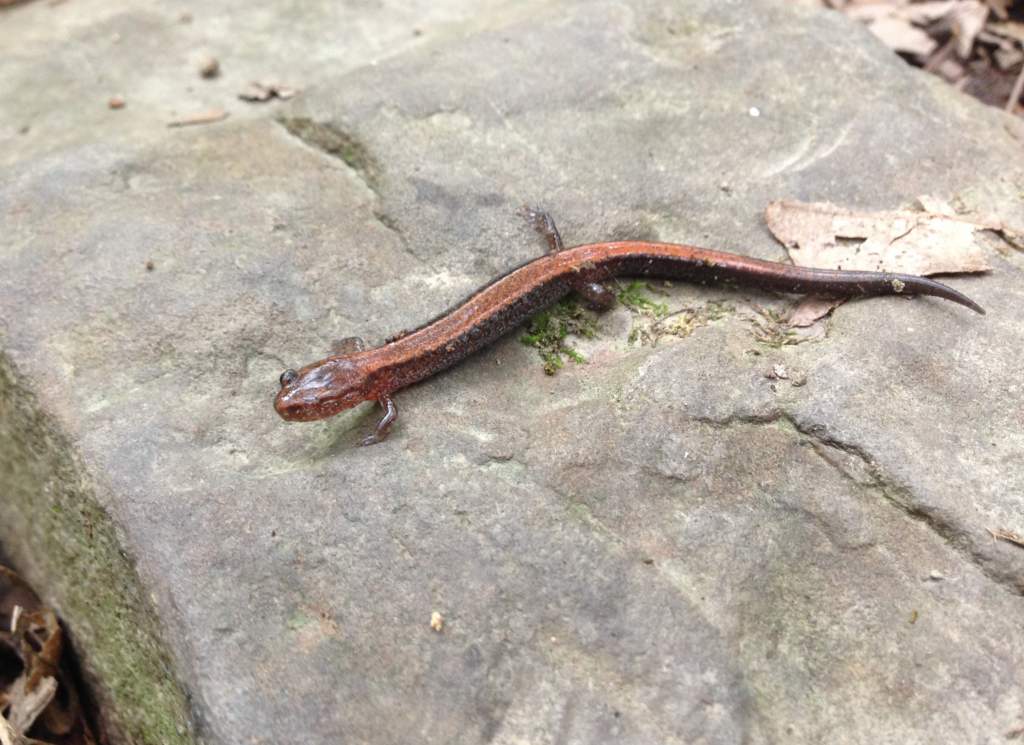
<box><xmin>274</xmin><ymin>357</ymin><xmax>373</xmax><ymax>422</ymax></box>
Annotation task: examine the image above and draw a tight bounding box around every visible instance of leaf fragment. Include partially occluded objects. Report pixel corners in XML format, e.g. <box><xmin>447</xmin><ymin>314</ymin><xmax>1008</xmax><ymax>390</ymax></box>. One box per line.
<box><xmin>238</xmin><ymin>82</ymin><xmax>297</xmax><ymax>103</ymax></box>
<box><xmin>764</xmin><ymin>199</ymin><xmax>994</xmax><ymax>276</ymax></box>
<box><xmin>1</xmin><ymin>566</ymin><xmax>97</xmax><ymax>745</ymax></box>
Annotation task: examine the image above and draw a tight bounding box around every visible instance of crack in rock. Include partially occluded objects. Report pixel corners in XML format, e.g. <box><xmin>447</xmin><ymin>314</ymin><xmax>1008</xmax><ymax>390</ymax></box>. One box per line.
<box><xmin>274</xmin><ymin>116</ymin><xmax>417</xmax><ymax>258</ymax></box>
<box><xmin>690</xmin><ymin>410</ymin><xmax>1024</xmax><ymax>597</ymax></box>
<box><xmin>276</xmin><ymin>116</ymin><xmax>380</xmax><ymax>188</ymax></box>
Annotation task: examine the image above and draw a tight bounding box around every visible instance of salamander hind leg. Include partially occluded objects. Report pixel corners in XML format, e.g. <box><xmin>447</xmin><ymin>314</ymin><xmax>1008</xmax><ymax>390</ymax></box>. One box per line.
<box><xmin>573</xmin><ymin>280</ymin><xmax>616</xmax><ymax>311</ymax></box>
<box><xmin>360</xmin><ymin>395</ymin><xmax>398</xmax><ymax>446</ymax></box>
<box><xmin>519</xmin><ymin>206</ymin><xmax>565</xmax><ymax>253</ymax></box>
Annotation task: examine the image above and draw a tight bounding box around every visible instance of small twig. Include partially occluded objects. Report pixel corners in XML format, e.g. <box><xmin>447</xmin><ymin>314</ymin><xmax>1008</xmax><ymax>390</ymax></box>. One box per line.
<box><xmin>1005</xmin><ymin>58</ymin><xmax>1024</xmax><ymax>113</ymax></box>
<box><xmin>167</xmin><ymin>108</ymin><xmax>229</xmax><ymax>128</ymax></box>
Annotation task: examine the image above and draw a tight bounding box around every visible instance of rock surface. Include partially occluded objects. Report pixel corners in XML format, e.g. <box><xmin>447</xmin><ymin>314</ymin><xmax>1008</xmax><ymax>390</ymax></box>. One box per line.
<box><xmin>2</xmin><ymin>1</ymin><xmax>1023</xmax><ymax>743</ymax></box>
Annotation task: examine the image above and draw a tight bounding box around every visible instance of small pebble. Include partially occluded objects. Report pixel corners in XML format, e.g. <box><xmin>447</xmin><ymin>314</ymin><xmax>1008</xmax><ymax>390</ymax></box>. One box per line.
<box><xmin>749</xmin><ymin>106</ymin><xmax>761</xmax><ymax>117</ymax></box>
<box><xmin>928</xmin><ymin>570</ymin><xmax>945</xmax><ymax>581</ymax></box>
<box><xmin>108</xmin><ymin>95</ymin><xmax>126</xmax><ymax>110</ymax></box>
<box><xmin>197</xmin><ymin>53</ymin><xmax>220</xmax><ymax>79</ymax></box>
<box><xmin>430</xmin><ymin>611</ymin><xmax>444</xmax><ymax>632</ymax></box>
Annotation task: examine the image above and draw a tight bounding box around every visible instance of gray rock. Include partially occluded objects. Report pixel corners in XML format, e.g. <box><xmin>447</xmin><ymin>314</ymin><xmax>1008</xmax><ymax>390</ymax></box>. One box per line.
<box><xmin>1</xmin><ymin>0</ymin><xmax>1023</xmax><ymax>743</ymax></box>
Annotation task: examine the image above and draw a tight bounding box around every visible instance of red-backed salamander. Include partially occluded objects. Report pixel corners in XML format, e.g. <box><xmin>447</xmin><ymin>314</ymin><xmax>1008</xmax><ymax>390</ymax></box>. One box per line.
<box><xmin>275</xmin><ymin>208</ymin><xmax>984</xmax><ymax>444</ymax></box>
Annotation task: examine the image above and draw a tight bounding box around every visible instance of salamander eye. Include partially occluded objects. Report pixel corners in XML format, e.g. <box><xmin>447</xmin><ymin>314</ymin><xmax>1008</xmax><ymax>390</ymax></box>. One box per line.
<box><xmin>279</xmin><ymin>369</ymin><xmax>298</xmax><ymax>387</ymax></box>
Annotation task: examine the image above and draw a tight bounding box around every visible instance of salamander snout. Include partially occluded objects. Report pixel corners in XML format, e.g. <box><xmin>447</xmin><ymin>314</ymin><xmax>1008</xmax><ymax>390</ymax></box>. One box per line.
<box><xmin>274</xmin><ymin>358</ymin><xmax>372</xmax><ymax>422</ymax></box>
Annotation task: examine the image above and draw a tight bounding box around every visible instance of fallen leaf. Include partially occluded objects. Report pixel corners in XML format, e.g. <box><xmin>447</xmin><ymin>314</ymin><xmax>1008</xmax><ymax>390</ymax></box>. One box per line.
<box><xmin>238</xmin><ymin>82</ymin><xmax>297</xmax><ymax>103</ymax></box>
<box><xmin>987</xmin><ymin>20</ymin><xmax>1024</xmax><ymax>44</ymax></box>
<box><xmin>1</xmin><ymin>566</ymin><xmax>97</xmax><ymax>745</ymax></box>
<box><xmin>933</xmin><ymin>56</ymin><xmax>966</xmax><ymax>83</ymax></box>
<box><xmin>866</xmin><ymin>17</ymin><xmax>938</xmax><ymax>57</ymax></box>
<box><xmin>950</xmin><ymin>1</ymin><xmax>989</xmax><ymax>59</ymax></box>
<box><xmin>902</xmin><ymin>1</ymin><xmax>959</xmax><ymax>25</ymax></box>
<box><xmin>0</xmin><ymin>717</ymin><xmax>25</xmax><ymax>745</ymax></box>
<box><xmin>994</xmin><ymin>45</ymin><xmax>1024</xmax><ymax>73</ymax></box>
<box><xmin>764</xmin><ymin>199</ymin><xmax>993</xmax><ymax>276</ymax></box>
<box><xmin>988</xmin><ymin>528</ymin><xmax>1024</xmax><ymax>548</ymax></box>
<box><xmin>983</xmin><ymin>0</ymin><xmax>1011</xmax><ymax>20</ymax></box>
<box><xmin>167</xmin><ymin>108</ymin><xmax>229</xmax><ymax>128</ymax></box>
<box><xmin>788</xmin><ymin>296</ymin><xmax>843</xmax><ymax>327</ymax></box>
<box><xmin>6</xmin><ymin>677</ymin><xmax>57</xmax><ymax>735</ymax></box>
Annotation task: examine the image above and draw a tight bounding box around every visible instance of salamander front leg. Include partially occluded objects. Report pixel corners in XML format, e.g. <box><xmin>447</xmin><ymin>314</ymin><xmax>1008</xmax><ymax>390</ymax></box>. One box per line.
<box><xmin>520</xmin><ymin>206</ymin><xmax>565</xmax><ymax>253</ymax></box>
<box><xmin>360</xmin><ymin>395</ymin><xmax>397</xmax><ymax>446</ymax></box>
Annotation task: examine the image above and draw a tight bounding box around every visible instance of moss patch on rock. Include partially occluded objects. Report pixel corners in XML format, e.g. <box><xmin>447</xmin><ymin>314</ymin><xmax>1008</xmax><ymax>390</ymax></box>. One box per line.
<box><xmin>0</xmin><ymin>354</ymin><xmax>194</xmax><ymax>745</ymax></box>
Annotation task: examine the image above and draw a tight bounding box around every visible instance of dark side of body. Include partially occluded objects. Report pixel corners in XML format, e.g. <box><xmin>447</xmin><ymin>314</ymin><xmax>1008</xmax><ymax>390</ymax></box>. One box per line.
<box><xmin>274</xmin><ymin>209</ymin><xmax>984</xmax><ymax>445</ymax></box>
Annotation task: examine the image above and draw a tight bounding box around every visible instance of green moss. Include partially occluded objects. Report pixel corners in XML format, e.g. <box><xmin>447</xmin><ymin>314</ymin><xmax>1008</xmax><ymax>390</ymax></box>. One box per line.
<box><xmin>620</xmin><ymin>284</ymin><xmax>735</xmax><ymax>346</ymax></box>
<box><xmin>520</xmin><ymin>298</ymin><xmax>596</xmax><ymax>375</ymax></box>
<box><xmin>278</xmin><ymin>116</ymin><xmax>380</xmax><ymax>188</ymax></box>
<box><xmin>616</xmin><ymin>280</ymin><xmax>670</xmax><ymax>318</ymax></box>
<box><xmin>0</xmin><ymin>354</ymin><xmax>194</xmax><ymax>745</ymax></box>
<box><xmin>749</xmin><ymin>306</ymin><xmax>802</xmax><ymax>348</ymax></box>
<box><xmin>287</xmin><ymin>610</ymin><xmax>314</xmax><ymax>631</ymax></box>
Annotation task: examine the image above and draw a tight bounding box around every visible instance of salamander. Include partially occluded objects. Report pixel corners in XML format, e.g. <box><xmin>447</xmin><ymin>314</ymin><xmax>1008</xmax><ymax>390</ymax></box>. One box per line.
<box><xmin>274</xmin><ymin>209</ymin><xmax>984</xmax><ymax>444</ymax></box>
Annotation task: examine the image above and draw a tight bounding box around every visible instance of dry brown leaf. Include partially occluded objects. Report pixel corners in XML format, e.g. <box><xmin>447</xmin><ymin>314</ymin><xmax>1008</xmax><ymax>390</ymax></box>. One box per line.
<box><xmin>764</xmin><ymin>199</ymin><xmax>993</xmax><ymax>276</ymax></box>
<box><xmin>788</xmin><ymin>296</ymin><xmax>844</xmax><ymax>327</ymax></box>
<box><xmin>988</xmin><ymin>527</ymin><xmax>1024</xmax><ymax>547</ymax></box>
<box><xmin>847</xmin><ymin>1</ymin><xmax>957</xmax><ymax>25</ymax></box>
<box><xmin>1009</xmin><ymin>63</ymin><xmax>1024</xmax><ymax>113</ymax></box>
<box><xmin>843</xmin><ymin>1</ymin><xmax>990</xmax><ymax>61</ymax></box>
<box><xmin>983</xmin><ymin>0</ymin><xmax>1011</xmax><ymax>20</ymax></box>
<box><xmin>987</xmin><ymin>20</ymin><xmax>1024</xmax><ymax>44</ymax></box>
<box><xmin>950</xmin><ymin>1</ymin><xmax>989</xmax><ymax>59</ymax></box>
<box><xmin>1</xmin><ymin>566</ymin><xmax>97</xmax><ymax>745</ymax></box>
<box><xmin>994</xmin><ymin>45</ymin><xmax>1024</xmax><ymax>72</ymax></box>
<box><xmin>0</xmin><ymin>717</ymin><xmax>25</xmax><ymax>745</ymax></box>
<box><xmin>934</xmin><ymin>56</ymin><xmax>967</xmax><ymax>82</ymax></box>
<box><xmin>842</xmin><ymin>3</ymin><xmax>892</xmax><ymax>23</ymax></box>
<box><xmin>238</xmin><ymin>82</ymin><xmax>297</xmax><ymax>103</ymax></box>
<box><xmin>904</xmin><ymin>1</ymin><xmax>959</xmax><ymax>24</ymax></box>
<box><xmin>867</xmin><ymin>17</ymin><xmax>938</xmax><ymax>56</ymax></box>
<box><xmin>5</xmin><ymin>677</ymin><xmax>57</xmax><ymax>735</ymax></box>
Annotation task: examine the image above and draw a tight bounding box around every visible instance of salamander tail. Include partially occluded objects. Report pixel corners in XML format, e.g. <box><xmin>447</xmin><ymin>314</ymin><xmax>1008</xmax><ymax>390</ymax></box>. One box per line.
<box><xmin>899</xmin><ymin>275</ymin><xmax>985</xmax><ymax>315</ymax></box>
